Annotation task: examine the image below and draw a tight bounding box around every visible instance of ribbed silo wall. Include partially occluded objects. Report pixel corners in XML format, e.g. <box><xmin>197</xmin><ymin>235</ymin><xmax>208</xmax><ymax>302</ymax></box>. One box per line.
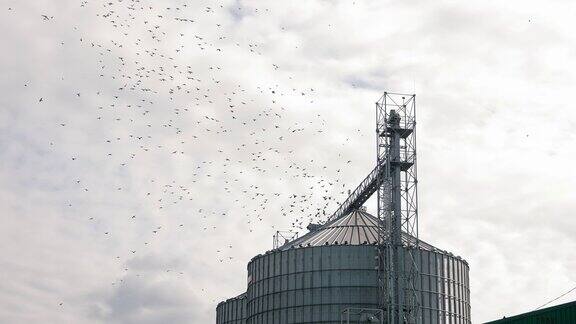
<box><xmin>244</xmin><ymin>245</ymin><xmax>470</xmax><ymax>324</ymax></box>
<box><xmin>216</xmin><ymin>294</ymin><xmax>246</xmax><ymax>324</ymax></box>
<box><xmin>246</xmin><ymin>245</ymin><xmax>378</xmax><ymax>324</ymax></box>
<box><xmin>417</xmin><ymin>249</ymin><xmax>471</xmax><ymax>324</ymax></box>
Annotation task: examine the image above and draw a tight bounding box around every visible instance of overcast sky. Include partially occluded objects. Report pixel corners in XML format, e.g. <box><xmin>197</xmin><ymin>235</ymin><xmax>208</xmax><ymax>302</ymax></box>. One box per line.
<box><xmin>1</xmin><ymin>0</ymin><xmax>576</xmax><ymax>323</ymax></box>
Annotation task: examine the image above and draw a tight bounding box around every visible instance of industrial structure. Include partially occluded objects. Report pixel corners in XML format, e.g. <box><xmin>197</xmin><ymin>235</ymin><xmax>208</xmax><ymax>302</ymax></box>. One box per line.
<box><xmin>216</xmin><ymin>92</ymin><xmax>471</xmax><ymax>323</ymax></box>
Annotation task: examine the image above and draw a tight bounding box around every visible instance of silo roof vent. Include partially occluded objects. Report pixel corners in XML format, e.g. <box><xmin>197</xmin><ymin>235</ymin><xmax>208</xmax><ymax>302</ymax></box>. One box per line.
<box><xmin>306</xmin><ymin>223</ymin><xmax>322</xmax><ymax>232</ymax></box>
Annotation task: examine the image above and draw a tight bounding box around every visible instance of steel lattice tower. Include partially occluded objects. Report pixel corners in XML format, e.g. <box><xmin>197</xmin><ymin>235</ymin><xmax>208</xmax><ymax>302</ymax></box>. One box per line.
<box><xmin>376</xmin><ymin>92</ymin><xmax>420</xmax><ymax>324</ymax></box>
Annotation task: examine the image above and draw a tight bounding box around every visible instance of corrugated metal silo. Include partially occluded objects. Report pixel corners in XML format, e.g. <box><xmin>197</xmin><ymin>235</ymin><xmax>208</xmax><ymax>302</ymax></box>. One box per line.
<box><xmin>216</xmin><ymin>293</ymin><xmax>246</xmax><ymax>324</ymax></box>
<box><xmin>217</xmin><ymin>209</ymin><xmax>471</xmax><ymax>323</ymax></box>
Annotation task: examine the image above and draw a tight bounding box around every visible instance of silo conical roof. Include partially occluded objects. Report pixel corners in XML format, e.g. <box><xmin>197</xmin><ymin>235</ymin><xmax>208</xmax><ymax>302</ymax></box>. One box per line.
<box><xmin>277</xmin><ymin>209</ymin><xmax>439</xmax><ymax>252</ymax></box>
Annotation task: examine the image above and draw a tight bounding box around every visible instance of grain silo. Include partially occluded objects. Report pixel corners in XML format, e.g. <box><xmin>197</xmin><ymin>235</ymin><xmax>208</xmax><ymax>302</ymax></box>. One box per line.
<box><xmin>216</xmin><ymin>92</ymin><xmax>471</xmax><ymax>323</ymax></box>
<box><xmin>216</xmin><ymin>208</ymin><xmax>470</xmax><ymax>323</ymax></box>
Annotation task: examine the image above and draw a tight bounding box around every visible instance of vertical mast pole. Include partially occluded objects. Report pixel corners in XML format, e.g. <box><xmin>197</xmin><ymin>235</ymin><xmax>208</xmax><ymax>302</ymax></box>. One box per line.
<box><xmin>377</xmin><ymin>92</ymin><xmax>420</xmax><ymax>324</ymax></box>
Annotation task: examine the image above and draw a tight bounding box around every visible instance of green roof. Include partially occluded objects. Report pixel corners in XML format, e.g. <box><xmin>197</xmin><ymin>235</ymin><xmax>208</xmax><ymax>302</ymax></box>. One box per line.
<box><xmin>484</xmin><ymin>300</ymin><xmax>576</xmax><ymax>324</ymax></box>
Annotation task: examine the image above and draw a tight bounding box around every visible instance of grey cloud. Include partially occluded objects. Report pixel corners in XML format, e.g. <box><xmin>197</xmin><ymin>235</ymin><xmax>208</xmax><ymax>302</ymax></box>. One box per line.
<box><xmin>1</xmin><ymin>0</ymin><xmax>576</xmax><ymax>323</ymax></box>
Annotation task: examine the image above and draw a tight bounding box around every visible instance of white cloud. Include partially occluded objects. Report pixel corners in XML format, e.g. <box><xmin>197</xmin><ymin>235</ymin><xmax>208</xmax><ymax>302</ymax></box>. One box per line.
<box><xmin>1</xmin><ymin>0</ymin><xmax>576</xmax><ymax>323</ymax></box>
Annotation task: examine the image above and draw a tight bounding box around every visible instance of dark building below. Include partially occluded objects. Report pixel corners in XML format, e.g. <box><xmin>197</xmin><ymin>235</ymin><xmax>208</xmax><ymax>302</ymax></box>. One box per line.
<box><xmin>484</xmin><ymin>300</ymin><xmax>576</xmax><ymax>324</ymax></box>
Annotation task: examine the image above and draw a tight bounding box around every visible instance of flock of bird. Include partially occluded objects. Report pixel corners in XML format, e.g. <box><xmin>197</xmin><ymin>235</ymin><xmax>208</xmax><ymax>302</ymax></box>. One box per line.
<box><xmin>14</xmin><ymin>0</ymin><xmax>365</xmax><ymax>307</ymax></box>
